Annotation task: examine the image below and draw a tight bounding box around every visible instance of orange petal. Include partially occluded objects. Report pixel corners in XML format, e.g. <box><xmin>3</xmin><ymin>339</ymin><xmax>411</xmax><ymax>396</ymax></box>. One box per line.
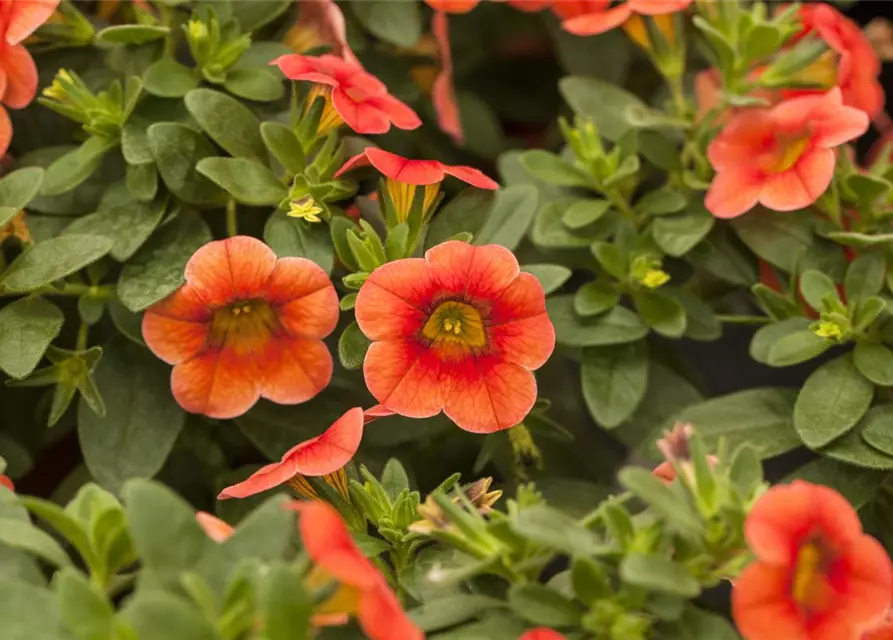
<box><xmin>331</xmin><ymin>88</ymin><xmax>393</xmax><ymax>135</ymax></box>
<box><xmin>425</xmin><ymin>241</ymin><xmax>519</xmax><ymax>300</ymax></box>
<box><xmin>424</xmin><ymin>0</ymin><xmax>479</xmax><ymax>13</ymax></box>
<box><xmin>0</xmin><ymin>105</ymin><xmax>12</xmax><ymax>159</ymax></box>
<box><xmin>142</xmin><ymin>312</ymin><xmax>210</xmax><ymax>365</ymax></box>
<box><xmin>562</xmin><ymin>4</ymin><xmax>632</xmax><ymax>35</ymax></box>
<box><xmin>355</xmin><ymin>259</ymin><xmax>432</xmax><ymax>341</ymax></box>
<box><xmin>629</xmin><ymin>0</ymin><xmax>691</xmax><ymax>15</ymax></box>
<box><xmin>443</xmin><ymin>164</ymin><xmax>499</xmax><ymax>189</ymax></box>
<box><xmin>489</xmin><ymin>271</ymin><xmax>548</xmax><ymax>325</ymax></box>
<box><xmin>195</xmin><ymin>512</ymin><xmax>234</xmax><ymax>543</ymax></box>
<box><xmin>364</xmin><ymin>147</ymin><xmax>446</xmax><ymax>185</ymax></box>
<box><xmin>707</xmin><ymin>109</ymin><xmax>775</xmax><ymax>171</ymax></box>
<box><xmin>185</xmin><ymin>236</ymin><xmax>277</xmax><ymax>307</ymax></box>
<box><xmin>732</xmin><ymin>562</ymin><xmax>807</xmax><ymax>640</ymax></box>
<box><xmin>363</xmin><ymin>340</ymin><xmax>445</xmax><ymax>419</ymax></box>
<box><xmin>0</xmin><ymin>475</ymin><xmax>14</xmax><ymax>492</ymax></box>
<box><xmin>519</xmin><ymin>630</ymin><xmax>568</xmax><ymax>640</ymax></box>
<box><xmin>171</xmin><ymin>348</ymin><xmax>260</xmax><ymax>419</ymax></box>
<box><xmin>363</xmin><ymin>93</ymin><xmax>422</xmax><ymax>131</ymax></box>
<box><xmin>840</xmin><ymin>535</ymin><xmax>893</xmax><ymax>626</ymax></box>
<box><xmin>760</xmin><ymin>149</ymin><xmax>834</xmax><ymax>212</ymax></box>
<box><xmin>812</xmin><ymin>103</ymin><xmax>871</xmax><ymax>148</ymax></box>
<box><xmin>3</xmin><ymin>0</ymin><xmax>60</xmax><ymax>46</ymax></box>
<box><xmin>265</xmin><ymin>257</ymin><xmax>339</xmax><ymax>340</ymax></box>
<box><xmin>443</xmin><ymin>355</ymin><xmax>536</xmax><ymax>433</ymax></box>
<box><xmin>259</xmin><ymin>335</ymin><xmax>333</xmax><ymax>405</ymax></box>
<box><xmin>489</xmin><ymin>312</ymin><xmax>555</xmax><ymax>370</ymax></box>
<box><xmin>358</xmin><ymin>582</ymin><xmax>424</xmax><ymax>640</ymax></box>
<box><xmin>0</xmin><ymin>44</ymin><xmax>37</xmax><ymax>109</ymax></box>
<box><xmin>705</xmin><ymin>169</ymin><xmax>763</xmax><ymax>219</ymax></box>
<box><xmin>432</xmin><ymin>11</ymin><xmax>463</xmax><ymax>145</ymax></box>
<box><xmin>296</xmin><ymin>0</ymin><xmax>361</xmax><ymax>66</ymax></box>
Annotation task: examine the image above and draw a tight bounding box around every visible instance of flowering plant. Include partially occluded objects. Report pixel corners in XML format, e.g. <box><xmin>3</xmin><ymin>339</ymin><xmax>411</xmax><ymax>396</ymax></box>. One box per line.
<box><xmin>2</xmin><ymin>1</ymin><xmax>893</xmax><ymax>639</ymax></box>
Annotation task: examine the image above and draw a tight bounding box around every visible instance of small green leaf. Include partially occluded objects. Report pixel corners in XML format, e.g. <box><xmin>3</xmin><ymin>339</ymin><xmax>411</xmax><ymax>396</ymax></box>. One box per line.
<box><xmin>618</xmin><ymin>468</ymin><xmax>701</xmax><ymax>538</ymax></box>
<box><xmin>41</xmin><ymin>137</ymin><xmax>117</xmax><ymax>197</ymax></box>
<box><xmin>652</xmin><ymin>206</ymin><xmax>715</xmax><ymax>257</ymax></box>
<box><xmin>0</xmin><ymin>519</ymin><xmax>71</xmax><ymax>568</ymax></box>
<box><xmin>147</xmin><ymin>123</ymin><xmax>225</xmax><ymax>205</ymax></box>
<box><xmin>508</xmin><ymin>583</ymin><xmax>583</xmax><ymax>627</ymax></box>
<box><xmin>0</xmin><ymin>297</ymin><xmax>64</xmax><ymax>379</ymax></box>
<box><xmin>562</xmin><ymin>199</ymin><xmax>610</xmax><ymax>229</ymax></box>
<box><xmin>96</xmin><ymin>24</ymin><xmax>170</xmax><ymax>44</ymax></box>
<box><xmin>785</xmin><ymin>457</ymin><xmax>884</xmax><ymax>509</ymax></box>
<box><xmin>258</xmin><ymin>563</ymin><xmax>312</xmax><ymax>640</ymax></box>
<box><xmin>0</xmin><ymin>168</ymin><xmax>44</xmax><ymax>219</ymax></box>
<box><xmin>854</xmin><ymin>342</ymin><xmax>893</xmax><ymax>386</ymax></box>
<box><xmin>473</xmin><ymin>185</ymin><xmax>538</xmax><ymax>251</ymax></box>
<box><xmin>581</xmin><ymin>342</ymin><xmax>648</xmax><ymax>429</ymax></box>
<box><xmin>860</xmin><ymin>405</ymin><xmax>893</xmax><ymax>456</ymax></box>
<box><xmin>574</xmin><ymin>281</ymin><xmax>618</xmax><ymax>316</ymax></box>
<box><xmin>591</xmin><ymin>242</ymin><xmax>626</xmax><ymax>279</ymax></box>
<box><xmin>142</xmin><ymin>58</ymin><xmax>199</xmax><ymax>98</ymax></box>
<box><xmin>731</xmin><ymin>209</ymin><xmax>815</xmax><ymax>274</ymax></box>
<box><xmin>352</xmin><ymin>0</ymin><xmax>422</xmax><ymax>48</ymax></box>
<box><xmin>522</xmin><ymin>264</ymin><xmax>571</xmax><ymax>295</ymax></box>
<box><xmin>64</xmin><ymin>193</ymin><xmax>168</xmax><ymax>262</ymax></box>
<box><xmin>635</xmin><ymin>187</ymin><xmax>686</xmax><ymax>216</ymax></box>
<box><xmin>512</xmin><ymin>505</ymin><xmax>608</xmax><ymax>556</ymax></box>
<box><xmin>1</xmin><ymin>235</ymin><xmax>113</xmax><ymax>292</ymax></box>
<box><xmin>560</xmin><ymin>76</ymin><xmax>648</xmax><ymax>141</ymax></box>
<box><xmin>633</xmin><ymin>290</ymin><xmax>687</xmax><ymax>338</ymax></box>
<box><xmin>260</xmin><ymin>121</ymin><xmax>305</xmax><ymax>175</ymax></box>
<box><xmin>126</xmin><ymin>163</ymin><xmax>158</xmax><ymax>201</ymax></box>
<box><xmin>532</xmin><ymin>200</ymin><xmax>596</xmax><ymax>249</ymax></box>
<box><xmin>121</xmin><ymin>126</ymin><xmax>153</xmax><ymax>165</ymax></box>
<box><xmin>224</xmin><ymin>68</ymin><xmax>284</xmax><ymax>102</ymax></box>
<box><xmin>409</xmin><ymin>595</ymin><xmax>504</xmax><ymax>632</ymax></box>
<box><xmin>123</xmin><ymin>591</ymin><xmax>217</xmax><ymax>640</ymax></box>
<box><xmin>196</xmin><ymin>157</ymin><xmax>287</xmax><ymax>206</ymax></box>
<box><xmin>548</xmin><ymin>295</ymin><xmax>648</xmax><ymax>347</ymax></box>
<box><xmin>263</xmin><ymin>214</ymin><xmax>334</xmax><ymax>274</ymax></box>
<box><xmin>620</xmin><ymin>554</ymin><xmax>701</xmax><ymax>598</ymax></box>
<box><xmin>338</xmin><ymin>322</ymin><xmax>370</xmax><ymax>370</ymax></box>
<box><xmin>799</xmin><ymin>269</ymin><xmax>840</xmax><ymax>311</ymax></box>
<box><xmin>765</xmin><ymin>330</ymin><xmax>831</xmax><ymax>367</ymax></box>
<box><xmin>822</xmin><ymin>422</ymin><xmax>893</xmax><ymax>470</ymax></box>
<box><xmin>520</xmin><ymin>150</ymin><xmax>591</xmax><ymax>187</ymax></box>
<box><xmin>185</xmin><ymin>89</ymin><xmax>267</xmax><ymax>163</ymax></box>
<box><xmin>381</xmin><ymin>458</ymin><xmax>410</xmax><ymax>501</ymax></box>
<box><xmin>794</xmin><ymin>354</ymin><xmax>874</xmax><ymax>449</ymax></box>
<box><xmin>426</xmin><ymin>189</ymin><xmax>496</xmax><ymax>250</ymax></box>
<box><xmin>0</xmin><ymin>579</ymin><xmax>72</xmax><ymax>640</ymax></box>
<box><xmin>844</xmin><ymin>253</ymin><xmax>886</xmax><ymax>302</ymax></box>
<box><xmin>55</xmin><ymin>567</ymin><xmax>116</xmax><ymax>640</ymax></box>
<box><xmin>750</xmin><ymin>317</ymin><xmax>812</xmax><ymax>364</ymax></box>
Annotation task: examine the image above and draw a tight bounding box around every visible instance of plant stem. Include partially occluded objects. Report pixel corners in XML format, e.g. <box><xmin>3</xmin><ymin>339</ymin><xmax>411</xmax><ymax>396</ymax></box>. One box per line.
<box><xmin>76</xmin><ymin>321</ymin><xmax>88</xmax><ymax>351</ymax></box>
<box><xmin>226</xmin><ymin>198</ymin><xmax>238</xmax><ymax>237</ymax></box>
<box><xmin>716</xmin><ymin>314</ymin><xmax>771</xmax><ymax>325</ymax></box>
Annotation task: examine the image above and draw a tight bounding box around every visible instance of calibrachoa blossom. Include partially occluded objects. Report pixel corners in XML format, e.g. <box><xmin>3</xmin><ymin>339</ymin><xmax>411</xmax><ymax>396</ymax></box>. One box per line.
<box><xmin>218</xmin><ymin>406</ymin><xmax>366</xmax><ymax>500</ymax></box>
<box><xmin>142</xmin><ymin>236</ymin><xmax>339</xmax><ymax>420</ymax></box>
<box><xmin>732</xmin><ymin>481</ymin><xmax>893</xmax><ymax>640</ymax></box>
<box><xmin>0</xmin><ymin>475</ymin><xmax>13</xmax><ymax>491</ymax></box>
<box><xmin>424</xmin><ymin>0</ymin><xmax>479</xmax><ymax>13</ymax></box>
<box><xmin>354</xmin><ymin>241</ymin><xmax>555</xmax><ymax>433</ymax></box>
<box><xmin>431</xmin><ymin>11</ymin><xmax>463</xmax><ymax>145</ymax></box>
<box><xmin>275</xmin><ymin>54</ymin><xmax>421</xmax><ymax>135</ymax></box>
<box><xmin>519</xmin><ymin>629</ymin><xmax>567</xmax><ymax>640</ymax></box>
<box><xmin>863</xmin><ymin>617</ymin><xmax>893</xmax><ymax>640</ymax></box>
<box><xmin>294</xmin><ymin>500</ymin><xmax>423</xmax><ymax>640</ymax></box>
<box><xmin>557</xmin><ymin>0</ymin><xmax>691</xmax><ymax>36</ymax></box>
<box><xmin>335</xmin><ymin>147</ymin><xmax>498</xmax><ymax>221</ymax></box>
<box><xmin>284</xmin><ymin>0</ymin><xmax>359</xmax><ymax>66</ymax></box>
<box><xmin>0</xmin><ymin>0</ymin><xmax>60</xmax><ymax>156</ymax></box>
<box><xmin>705</xmin><ymin>88</ymin><xmax>869</xmax><ymax>219</ymax></box>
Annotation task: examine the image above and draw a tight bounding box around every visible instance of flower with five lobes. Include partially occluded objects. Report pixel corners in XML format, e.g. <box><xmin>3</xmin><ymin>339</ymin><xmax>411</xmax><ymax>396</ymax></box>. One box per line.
<box><xmin>705</xmin><ymin>88</ymin><xmax>869</xmax><ymax>219</ymax></box>
<box><xmin>732</xmin><ymin>481</ymin><xmax>893</xmax><ymax>640</ymax></box>
<box><xmin>0</xmin><ymin>0</ymin><xmax>61</xmax><ymax>155</ymax></box>
<box><xmin>274</xmin><ymin>54</ymin><xmax>421</xmax><ymax>135</ymax></box>
<box><xmin>335</xmin><ymin>147</ymin><xmax>499</xmax><ymax>222</ymax></box>
<box><xmin>354</xmin><ymin>241</ymin><xmax>555</xmax><ymax>433</ymax></box>
<box><xmin>555</xmin><ymin>0</ymin><xmax>691</xmax><ymax>36</ymax></box>
<box><xmin>142</xmin><ymin>236</ymin><xmax>339</xmax><ymax>420</ymax></box>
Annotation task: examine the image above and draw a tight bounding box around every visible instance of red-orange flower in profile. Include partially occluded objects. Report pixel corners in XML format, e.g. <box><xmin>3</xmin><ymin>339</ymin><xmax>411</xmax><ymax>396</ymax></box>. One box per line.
<box><xmin>705</xmin><ymin>88</ymin><xmax>868</xmax><ymax>219</ymax></box>
<box><xmin>142</xmin><ymin>236</ymin><xmax>339</xmax><ymax>420</ymax></box>
<box><xmin>424</xmin><ymin>0</ymin><xmax>479</xmax><ymax>13</ymax></box>
<box><xmin>195</xmin><ymin>511</ymin><xmax>234</xmax><ymax>543</ymax></box>
<box><xmin>275</xmin><ymin>54</ymin><xmax>421</xmax><ymax>135</ymax></box>
<box><xmin>284</xmin><ymin>0</ymin><xmax>359</xmax><ymax>66</ymax></box>
<box><xmin>218</xmin><ymin>407</ymin><xmax>364</xmax><ymax>500</ymax></box>
<box><xmin>0</xmin><ymin>475</ymin><xmax>13</xmax><ymax>491</ymax></box>
<box><xmin>732</xmin><ymin>481</ymin><xmax>893</xmax><ymax>640</ymax></box>
<box><xmin>295</xmin><ymin>500</ymin><xmax>423</xmax><ymax>640</ymax></box>
<box><xmin>558</xmin><ymin>0</ymin><xmax>691</xmax><ymax>36</ymax></box>
<box><xmin>354</xmin><ymin>241</ymin><xmax>555</xmax><ymax>433</ymax></box>
<box><xmin>0</xmin><ymin>0</ymin><xmax>60</xmax><ymax>156</ymax></box>
<box><xmin>431</xmin><ymin>11</ymin><xmax>463</xmax><ymax>145</ymax></box>
<box><xmin>519</xmin><ymin>629</ymin><xmax>567</xmax><ymax>640</ymax></box>
<box><xmin>505</xmin><ymin>0</ymin><xmax>553</xmax><ymax>12</ymax></box>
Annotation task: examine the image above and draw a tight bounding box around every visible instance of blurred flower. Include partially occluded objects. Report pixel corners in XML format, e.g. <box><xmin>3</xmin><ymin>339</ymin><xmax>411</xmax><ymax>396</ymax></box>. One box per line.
<box><xmin>652</xmin><ymin>423</ymin><xmax>719</xmax><ymax>485</ymax></box>
<box><xmin>732</xmin><ymin>481</ymin><xmax>893</xmax><ymax>640</ymax></box>
<box><xmin>410</xmin><ymin>477</ymin><xmax>502</xmax><ymax>534</ymax></box>
<box><xmin>519</xmin><ymin>629</ymin><xmax>567</xmax><ymax>640</ymax></box>
<box><xmin>0</xmin><ymin>475</ymin><xmax>14</xmax><ymax>491</ymax></box>
<box><xmin>863</xmin><ymin>616</ymin><xmax>893</xmax><ymax>640</ymax></box>
<box><xmin>142</xmin><ymin>236</ymin><xmax>339</xmax><ymax>419</ymax></box>
<box><xmin>284</xmin><ymin>0</ymin><xmax>359</xmax><ymax>66</ymax></box>
<box><xmin>0</xmin><ymin>0</ymin><xmax>60</xmax><ymax>155</ymax></box>
<box><xmin>425</xmin><ymin>0</ymin><xmax>479</xmax><ymax>13</ymax></box>
<box><xmin>504</xmin><ymin>0</ymin><xmax>553</xmax><ymax>12</ymax></box>
<box><xmin>0</xmin><ymin>211</ymin><xmax>32</xmax><ymax>244</ymax></box>
<box><xmin>275</xmin><ymin>54</ymin><xmax>421</xmax><ymax>135</ymax></box>
<box><xmin>865</xmin><ymin>18</ymin><xmax>893</xmax><ymax>62</ymax></box>
<box><xmin>294</xmin><ymin>500</ymin><xmax>423</xmax><ymax>640</ymax></box>
<box><xmin>218</xmin><ymin>407</ymin><xmax>364</xmax><ymax>501</ymax></box>
<box><xmin>557</xmin><ymin>0</ymin><xmax>691</xmax><ymax>37</ymax></box>
<box><xmin>335</xmin><ymin>147</ymin><xmax>497</xmax><ymax>221</ymax></box>
<box><xmin>705</xmin><ymin>88</ymin><xmax>868</xmax><ymax>219</ymax></box>
<box><xmin>431</xmin><ymin>11</ymin><xmax>463</xmax><ymax>145</ymax></box>
<box><xmin>288</xmin><ymin>196</ymin><xmax>324</xmax><ymax>223</ymax></box>
<box><xmin>195</xmin><ymin>511</ymin><xmax>234</xmax><ymax>543</ymax></box>
<box><xmin>354</xmin><ymin>241</ymin><xmax>555</xmax><ymax>433</ymax></box>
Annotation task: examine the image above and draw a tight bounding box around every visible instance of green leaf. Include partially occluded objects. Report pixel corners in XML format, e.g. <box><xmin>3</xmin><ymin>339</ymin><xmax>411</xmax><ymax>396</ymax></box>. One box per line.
<box><xmin>560</xmin><ymin>76</ymin><xmax>649</xmax><ymax>141</ymax></box>
<box><xmin>686</xmin><ymin>227</ymin><xmax>757</xmax><ymax>286</ymax></box>
<box><xmin>522</xmin><ymin>264</ymin><xmax>571</xmax><ymax>295</ymax></box>
<box><xmin>409</xmin><ymin>595</ymin><xmax>504</xmax><ymax>632</ymax></box>
<box><xmin>0</xmin><ymin>519</ymin><xmax>71</xmax><ymax>568</ymax></box>
<box><xmin>222</xmin><ymin>496</ymin><xmax>294</xmax><ymax>563</ymax></box>
<box><xmin>232</xmin><ymin>0</ymin><xmax>291</xmax><ymax>31</ymax></box>
<box><xmin>581</xmin><ymin>342</ymin><xmax>648</xmax><ymax>429</ymax></box>
<box><xmin>617</xmin><ymin>467</ymin><xmax>702</xmax><ymax>538</ymax></box>
<box><xmin>0</xmin><ymin>296</ymin><xmax>64</xmax><ymax>379</ymax></box>
<box><xmin>571</xmin><ymin>556</ymin><xmax>611</xmax><ymax>605</ymax></box>
<box><xmin>652</xmin><ymin>206</ymin><xmax>715</xmax><ymax>257</ymax></box>
<box><xmin>96</xmin><ymin>24</ymin><xmax>169</xmax><ymax>44</ymax></box>
<box><xmin>148</xmin><ymin>123</ymin><xmax>225</xmax><ymax>205</ymax></box>
<box><xmin>794</xmin><ymin>354</ymin><xmax>874</xmax><ymax>449</ymax></box>
<box><xmin>0</xmin><ymin>168</ymin><xmax>44</xmax><ymax>220</ymax></box>
<box><xmin>196</xmin><ymin>157</ymin><xmax>287</xmax><ymax>205</ymax></box>
<box><xmin>381</xmin><ymin>458</ymin><xmax>410</xmax><ymax>501</ymax></box>
<box><xmin>821</xmin><ymin>423</ymin><xmax>893</xmax><ymax>470</ymax></box>
<box><xmin>636</xmin><ymin>188</ymin><xmax>687</xmax><ymax>216</ymax></box>
<box><xmin>258</xmin><ymin>563</ymin><xmax>312</xmax><ymax>640</ymax></box>
<box><xmin>54</xmin><ymin>567</ymin><xmax>116</xmax><ymax>640</ymax></box>
<box><xmin>750</xmin><ymin>317</ymin><xmax>812</xmax><ymax>364</ymax></box>
<box><xmin>263</xmin><ymin>214</ymin><xmax>334</xmax><ymax>274</ymax></box>
<box><xmin>121</xmin><ymin>126</ymin><xmax>153</xmax><ymax>165</ymax></box>
<box><xmin>591</xmin><ymin>242</ymin><xmax>626</xmax><ymax>279</ymax></box>
<box><xmin>532</xmin><ymin>200</ymin><xmax>595</xmax><ymax>249</ymax></box>
<box><xmin>118</xmin><ymin>215</ymin><xmax>212</xmax><ymax>312</ymax></box>
<box><xmin>78</xmin><ymin>340</ymin><xmax>185</xmax><ymax>494</ymax></box>
<box><xmin>474</xmin><ymin>185</ymin><xmax>538</xmax><ymax>251</ymax></box>
<box><xmin>0</xmin><ymin>579</ymin><xmax>72</xmax><ymax>640</ymax></box>
<box><xmin>664</xmin><ymin>287</ymin><xmax>721</xmax><ymax>342</ymax></box>
<box><xmin>123</xmin><ymin>591</ymin><xmax>217</xmax><ymax>640</ymax></box>
<box><xmin>731</xmin><ymin>208</ymin><xmax>814</xmax><ymax>273</ymax></box>
<box><xmin>633</xmin><ymin>290</ymin><xmax>687</xmax><ymax>338</ymax></box>
<box><xmin>620</xmin><ymin>554</ymin><xmax>701</xmax><ymax>598</ymax></box>
<box><xmin>512</xmin><ymin>505</ymin><xmax>608</xmax><ymax>556</ymax></box>
<box><xmin>520</xmin><ymin>150</ymin><xmax>590</xmax><ymax>187</ymax></box>
<box><xmin>562</xmin><ymin>199</ymin><xmax>610</xmax><ymax>229</ymax></box>
<box><xmin>260</xmin><ymin>122</ymin><xmax>305</xmax><ymax>175</ymax></box>
<box><xmin>338</xmin><ymin>321</ymin><xmax>370</xmax><ymax>370</ymax></box>
<box><xmin>127</xmin><ymin>162</ymin><xmax>158</xmax><ymax>201</ymax></box>
<box><xmin>142</xmin><ymin>58</ymin><xmax>199</xmax><ymax>98</ymax></box>
<box><xmin>854</xmin><ymin>342</ymin><xmax>893</xmax><ymax>386</ymax></box>
<box><xmin>860</xmin><ymin>405</ymin><xmax>893</xmax><ymax>456</ymax></box>
<box><xmin>765</xmin><ymin>330</ymin><xmax>831</xmax><ymax>367</ymax></box>
<box><xmin>185</xmin><ymin>89</ymin><xmax>267</xmax><ymax>163</ymax></box>
<box><xmin>799</xmin><ymin>269</ymin><xmax>840</xmax><ymax>311</ymax></box>
<box><xmin>785</xmin><ymin>457</ymin><xmax>885</xmax><ymax>509</ymax></box>
<box><xmin>547</xmin><ymin>295</ymin><xmax>648</xmax><ymax>346</ymax></box>
<box><xmin>0</xmin><ymin>235</ymin><xmax>113</xmax><ymax>292</ymax></box>
<box><xmin>352</xmin><ymin>0</ymin><xmax>421</xmax><ymax>48</ymax></box>
<box><xmin>426</xmin><ymin>189</ymin><xmax>496</xmax><ymax>250</ymax></box>
<box><xmin>508</xmin><ymin>583</ymin><xmax>583</xmax><ymax>627</ymax></box>
<box><xmin>668</xmin><ymin>388</ymin><xmax>800</xmax><ymax>460</ymax></box>
<box><xmin>844</xmin><ymin>253</ymin><xmax>886</xmax><ymax>302</ymax></box>
<box><xmin>663</xmin><ymin>607</ymin><xmax>741</xmax><ymax>640</ymax></box>
<box><xmin>41</xmin><ymin>137</ymin><xmax>117</xmax><ymax>197</ymax></box>
<box><xmin>224</xmin><ymin>68</ymin><xmax>284</xmax><ymax>102</ymax></box>
<box><xmin>574</xmin><ymin>281</ymin><xmax>618</xmax><ymax>316</ymax></box>
<box><xmin>64</xmin><ymin>194</ymin><xmax>168</xmax><ymax>262</ymax></box>
<box><xmin>19</xmin><ymin>497</ymin><xmax>93</xmax><ymax>566</ymax></box>
<box><xmin>828</xmin><ymin>231</ymin><xmax>893</xmax><ymax>248</ymax></box>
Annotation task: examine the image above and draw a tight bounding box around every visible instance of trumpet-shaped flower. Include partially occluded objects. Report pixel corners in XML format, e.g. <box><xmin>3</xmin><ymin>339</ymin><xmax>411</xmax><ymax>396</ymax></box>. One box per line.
<box><xmin>0</xmin><ymin>0</ymin><xmax>61</xmax><ymax>155</ymax></box>
<box><xmin>705</xmin><ymin>88</ymin><xmax>868</xmax><ymax>219</ymax></box>
<box><xmin>275</xmin><ymin>54</ymin><xmax>421</xmax><ymax>135</ymax></box>
<box><xmin>732</xmin><ymin>481</ymin><xmax>893</xmax><ymax>640</ymax></box>
<box><xmin>284</xmin><ymin>0</ymin><xmax>359</xmax><ymax>66</ymax></box>
<box><xmin>557</xmin><ymin>0</ymin><xmax>691</xmax><ymax>36</ymax></box>
<box><xmin>142</xmin><ymin>236</ymin><xmax>339</xmax><ymax>420</ymax></box>
<box><xmin>354</xmin><ymin>241</ymin><xmax>555</xmax><ymax>433</ymax></box>
<box><xmin>431</xmin><ymin>11</ymin><xmax>463</xmax><ymax>145</ymax></box>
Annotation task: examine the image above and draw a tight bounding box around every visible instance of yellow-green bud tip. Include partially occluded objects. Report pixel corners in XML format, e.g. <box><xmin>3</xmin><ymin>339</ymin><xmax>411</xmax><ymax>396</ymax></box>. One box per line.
<box><xmin>814</xmin><ymin>321</ymin><xmax>843</xmax><ymax>341</ymax></box>
<box><xmin>187</xmin><ymin>19</ymin><xmax>209</xmax><ymax>41</ymax></box>
<box><xmin>639</xmin><ymin>268</ymin><xmax>670</xmax><ymax>290</ymax></box>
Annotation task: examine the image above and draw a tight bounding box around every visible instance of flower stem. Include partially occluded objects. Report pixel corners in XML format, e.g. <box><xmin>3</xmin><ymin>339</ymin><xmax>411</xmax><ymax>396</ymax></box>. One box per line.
<box><xmin>226</xmin><ymin>198</ymin><xmax>238</xmax><ymax>237</ymax></box>
<box><xmin>716</xmin><ymin>314</ymin><xmax>771</xmax><ymax>325</ymax></box>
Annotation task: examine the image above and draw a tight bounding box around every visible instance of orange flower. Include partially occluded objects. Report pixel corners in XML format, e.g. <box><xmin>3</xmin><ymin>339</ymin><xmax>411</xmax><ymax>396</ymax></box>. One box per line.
<box><xmin>195</xmin><ymin>511</ymin><xmax>234</xmax><ymax>543</ymax></box>
<box><xmin>284</xmin><ymin>0</ymin><xmax>359</xmax><ymax>66</ymax></box>
<box><xmin>424</xmin><ymin>0</ymin><xmax>479</xmax><ymax>12</ymax></box>
<box><xmin>0</xmin><ymin>0</ymin><xmax>60</xmax><ymax>155</ymax></box>
<box><xmin>705</xmin><ymin>88</ymin><xmax>868</xmax><ymax>219</ymax></box>
<box><xmin>732</xmin><ymin>481</ymin><xmax>893</xmax><ymax>640</ymax></box>
<box><xmin>505</xmin><ymin>0</ymin><xmax>553</xmax><ymax>12</ymax></box>
<box><xmin>0</xmin><ymin>475</ymin><xmax>13</xmax><ymax>491</ymax></box>
<box><xmin>863</xmin><ymin>616</ymin><xmax>893</xmax><ymax>640</ymax></box>
<box><xmin>218</xmin><ymin>407</ymin><xmax>365</xmax><ymax>500</ymax></box>
<box><xmin>519</xmin><ymin>630</ymin><xmax>567</xmax><ymax>640</ymax></box>
<box><xmin>354</xmin><ymin>241</ymin><xmax>555</xmax><ymax>433</ymax></box>
<box><xmin>142</xmin><ymin>236</ymin><xmax>339</xmax><ymax>419</ymax></box>
<box><xmin>558</xmin><ymin>0</ymin><xmax>691</xmax><ymax>36</ymax></box>
<box><xmin>294</xmin><ymin>500</ymin><xmax>423</xmax><ymax>640</ymax></box>
<box><xmin>431</xmin><ymin>11</ymin><xmax>463</xmax><ymax>145</ymax></box>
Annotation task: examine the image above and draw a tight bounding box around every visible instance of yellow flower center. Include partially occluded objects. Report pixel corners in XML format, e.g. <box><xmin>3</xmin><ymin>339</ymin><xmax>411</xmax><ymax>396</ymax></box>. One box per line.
<box><xmin>421</xmin><ymin>301</ymin><xmax>487</xmax><ymax>350</ymax></box>
<box><xmin>772</xmin><ymin>134</ymin><xmax>811</xmax><ymax>173</ymax></box>
<box><xmin>305</xmin><ymin>85</ymin><xmax>344</xmax><ymax>136</ymax></box>
<box><xmin>187</xmin><ymin>19</ymin><xmax>208</xmax><ymax>41</ymax></box>
<box><xmin>385</xmin><ymin>179</ymin><xmax>440</xmax><ymax>223</ymax></box>
<box><xmin>813</xmin><ymin>321</ymin><xmax>843</xmax><ymax>341</ymax></box>
<box><xmin>791</xmin><ymin>541</ymin><xmax>830</xmax><ymax>611</ymax></box>
<box><xmin>209</xmin><ymin>299</ymin><xmax>280</xmax><ymax>353</ymax></box>
<box><xmin>792</xmin><ymin>51</ymin><xmax>839</xmax><ymax>89</ymax></box>
<box><xmin>639</xmin><ymin>268</ymin><xmax>670</xmax><ymax>289</ymax></box>
<box><xmin>623</xmin><ymin>14</ymin><xmax>675</xmax><ymax>51</ymax></box>
<box><xmin>288</xmin><ymin>468</ymin><xmax>350</xmax><ymax>501</ymax></box>
<box><xmin>284</xmin><ymin>23</ymin><xmax>326</xmax><ymax>54</ymax></box>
